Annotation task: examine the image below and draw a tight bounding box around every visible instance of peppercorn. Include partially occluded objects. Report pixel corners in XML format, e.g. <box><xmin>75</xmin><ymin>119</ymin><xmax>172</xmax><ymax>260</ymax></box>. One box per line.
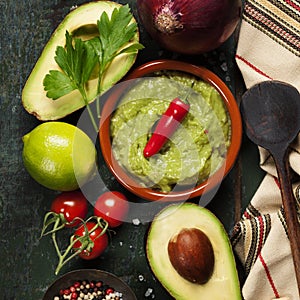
<box><xmin>64</xmin><ymin>289</ymin><xmax>70</xmax><ymax>295</ymax></box>
<box><xmin>105</xmin><ymin>288</ymin><xmax>114</xmax><ymax>295</ymax></box>
<box><xmin>52</xmin><ymin>279</ymin><xmax>123</xmax><ymax>300</ymax></box>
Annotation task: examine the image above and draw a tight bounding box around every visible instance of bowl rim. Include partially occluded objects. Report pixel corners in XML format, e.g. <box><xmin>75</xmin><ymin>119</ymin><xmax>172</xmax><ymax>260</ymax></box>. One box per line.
<box><xmin>99</xmin><ymin>59</ymin><xmax>242</xmax><ymax>202</ymax></box>
<box><xmin>43</xmin><ymin>269</ymin><xmax>137</xmax><ymax>300</ymax></box>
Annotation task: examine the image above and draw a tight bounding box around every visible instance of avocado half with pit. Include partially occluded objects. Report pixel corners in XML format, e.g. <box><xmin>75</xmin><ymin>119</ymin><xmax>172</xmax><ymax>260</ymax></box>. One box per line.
<box><xmin>22</xmin><ymin>1</ymin><xmax>140</xmax><ymax>120</ymax></box>
<box><xmin>146</xmin><ymin>203</ymin><xmax>242</xmax><ymax>300</ymax></box>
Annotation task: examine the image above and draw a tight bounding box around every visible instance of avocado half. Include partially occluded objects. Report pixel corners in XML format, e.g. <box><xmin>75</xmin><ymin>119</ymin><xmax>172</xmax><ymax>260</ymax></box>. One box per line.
<box><xmin>22</xmin><ymin>1</ymin><xmax>140</xmax><ymax>120</ymax></box>
<box><xmin>146</xmin><ymin>203</ymin><xmax>242</xmax><ymax>300</ymax></box>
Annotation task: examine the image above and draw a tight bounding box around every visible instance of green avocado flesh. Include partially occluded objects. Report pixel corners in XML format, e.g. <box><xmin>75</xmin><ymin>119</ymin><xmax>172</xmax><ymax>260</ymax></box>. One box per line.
<box><xmin>22</xmin><ymin>1</ymin><xmax>139</xmax><ymax>120</ymax></box>
<box><xmin>110</xmin><ymin>72</ymin><xmax>231</xmax><ymax>192</ymax></box>
<box><xmin>146</xmin><ymin>203</ymin><xmax>242</xmax><ymax>300</ymax></box>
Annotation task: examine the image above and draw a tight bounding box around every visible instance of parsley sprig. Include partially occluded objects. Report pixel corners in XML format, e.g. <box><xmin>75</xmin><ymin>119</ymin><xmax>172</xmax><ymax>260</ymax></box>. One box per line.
<box><xmin>43</xmin><ymin>5</ymin><xmax>143</xmax><ymax>131</ymax></box>
<box><xmin>44</xmin><ymin>32</ymin><xmax>99</xmax><ymax>130</ymax></box>
<box><xmin>89</xmin><ymin>5</ymin><xmax>144</xmax><ymax>117</ymax></box>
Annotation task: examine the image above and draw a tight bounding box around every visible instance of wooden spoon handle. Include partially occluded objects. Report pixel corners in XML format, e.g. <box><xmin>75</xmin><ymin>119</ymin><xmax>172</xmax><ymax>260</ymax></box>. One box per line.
<box><xmin>274</xmin><ymin>154</ymin><xmax>300</xmax><ymax>296</ymax></box>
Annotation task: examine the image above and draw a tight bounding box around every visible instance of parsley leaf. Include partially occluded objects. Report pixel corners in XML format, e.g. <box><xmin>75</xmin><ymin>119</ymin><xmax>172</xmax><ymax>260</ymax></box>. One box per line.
<box><xmin>96</xmin><ymin>4</ymin><xmax>144</xmax><ymax>78</ymax></box>
<box><xmin>92</xmin><ymin>4</ymin><xmax>144</xmax><ymax>116</ymax></box>
<box><xmin>43</xmin><ymin>70</ymin><xmax>76</xmax><ymax>100</ymax></box>
<box><xmin>44</xmin><ymin>31</ymin><xmax>99</xmax><ymax>130</ymax></box>
<box><xmin>44</xmin><ymin>31</ymin><xmax>98</xmax><ymax>100</ymax></box>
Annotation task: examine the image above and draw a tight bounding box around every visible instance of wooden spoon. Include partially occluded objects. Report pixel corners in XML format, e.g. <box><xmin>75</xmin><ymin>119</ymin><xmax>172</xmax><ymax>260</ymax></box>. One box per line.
<box><xmin>241</xmin><ymin>80</ymin><xmax>300</xmax><ymax>294</ymax></box>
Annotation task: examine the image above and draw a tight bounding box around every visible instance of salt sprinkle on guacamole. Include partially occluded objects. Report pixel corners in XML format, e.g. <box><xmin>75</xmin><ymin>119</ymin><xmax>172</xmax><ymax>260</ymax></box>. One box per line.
<box><xmin>110</xmin><ymin>71</ymin><xmax>231</xmax><ymax>192</ymax></box>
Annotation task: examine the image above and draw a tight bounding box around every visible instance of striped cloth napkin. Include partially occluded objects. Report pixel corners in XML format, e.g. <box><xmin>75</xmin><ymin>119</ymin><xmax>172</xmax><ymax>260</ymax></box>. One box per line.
<box><xmin>231</xmin><ymin>0</ymin><xmax>300</xmax><ymax>299</ymax></box>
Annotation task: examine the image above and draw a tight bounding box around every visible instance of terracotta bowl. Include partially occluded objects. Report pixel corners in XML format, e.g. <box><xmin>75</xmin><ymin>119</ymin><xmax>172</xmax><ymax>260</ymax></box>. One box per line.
<box><xmin>99</xmin><ymin>59</ymin><xmax>242</xmax><ymax>202</ymax></box>
<box><xmin>43</xmin><ymin>269</ymin><xmax>137</xmax><ymax>300</ymax></box>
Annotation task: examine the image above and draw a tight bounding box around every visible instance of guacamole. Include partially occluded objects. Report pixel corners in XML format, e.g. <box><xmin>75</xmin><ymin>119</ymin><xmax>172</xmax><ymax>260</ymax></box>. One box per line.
<box><xmin>110</xmin><ymin>71</ymin><xmax>231</xmax><ymax>192</ymax></box>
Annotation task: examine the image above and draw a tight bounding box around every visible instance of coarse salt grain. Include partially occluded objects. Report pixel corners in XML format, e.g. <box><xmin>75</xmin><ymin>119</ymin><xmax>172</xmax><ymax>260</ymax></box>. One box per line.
<box><xmin>138</xmin><ymin>274</ymin><xmax>144</xmax><ymax>281</ymax></box>
<box><xmin>132</xmin><ymin>218</ymin><xmax>140</xmax><ymax>225</ymax></box>
<box><xmin>145</xmin><ymin>287</ymin><xmax>153</xmax><ymax>297</ymax></box>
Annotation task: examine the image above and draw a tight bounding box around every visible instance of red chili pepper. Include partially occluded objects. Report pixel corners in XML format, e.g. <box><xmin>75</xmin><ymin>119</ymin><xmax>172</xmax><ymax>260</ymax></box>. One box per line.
<box><xmin>143</xmin><ymin>97</ymin><xmax>190</xmax><ymax>158</ymax></box>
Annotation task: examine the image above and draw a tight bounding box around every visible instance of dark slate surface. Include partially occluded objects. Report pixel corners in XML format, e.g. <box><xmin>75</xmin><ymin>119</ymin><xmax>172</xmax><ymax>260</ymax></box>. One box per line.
<box><xmin>0</xmin><ymin>0</ymin><xmax>264</xmax><ymax>299</ymax></box>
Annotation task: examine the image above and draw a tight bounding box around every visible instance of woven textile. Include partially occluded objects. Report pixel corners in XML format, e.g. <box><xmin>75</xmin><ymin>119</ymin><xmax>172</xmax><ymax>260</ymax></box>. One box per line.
<box><xmin>232</xmin><ymin>0</ymin><xmax>300</xmax><ymax>299</ymax></box>
<box><xmin>236</xmin><ymin>0</ymin><xmax>300</xmax><ymax>90</ymax></box>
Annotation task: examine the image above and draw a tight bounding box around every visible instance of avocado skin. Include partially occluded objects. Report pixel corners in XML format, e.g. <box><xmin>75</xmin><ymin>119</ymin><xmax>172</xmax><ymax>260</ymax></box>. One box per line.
<box><xmin>22</xmin><ymin>1</ymin><xmax>139</xmax><ymax>120</ymax></box>
<box><xmin>146</xmin><ymin>203</ymin><xmax>242</xmax><ymax>300</ymax></box>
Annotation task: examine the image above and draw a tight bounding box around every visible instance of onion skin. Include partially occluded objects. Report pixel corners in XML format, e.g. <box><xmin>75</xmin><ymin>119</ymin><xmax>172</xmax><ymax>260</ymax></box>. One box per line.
<box><xmin>137</xmin><ymin>0</ymin><xmax>242</xmax><ymax>54</ymax></box>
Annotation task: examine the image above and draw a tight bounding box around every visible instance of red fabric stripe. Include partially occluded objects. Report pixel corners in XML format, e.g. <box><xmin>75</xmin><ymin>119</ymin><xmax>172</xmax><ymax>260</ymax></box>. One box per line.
<box><xmin>244</xmin><ymin>210</ymin><xmax>251</xmax><ymax>219</ymax></box>
<box><xmin>235</xmin><ymin>54</ymin><xmax>273</xmax><ymax>80</ymax></box>
<box><xmin>285</xmin><ymin>0</ymin><xmax>300</xmax><ymax>12</ymax></box>
<box><xmin>257</xmin><ymin>215</ymin><xmax>265</xmax><ymax>254</ymax></box>
<box><xmin>259</xmin><ymin>253</ymin><xmax>280</xmax><ymax>298</ymax></box>
<box><xmin>273</xmin><ymin>176</ymin><xmax>281</xmax><ymax>189</ymax></box>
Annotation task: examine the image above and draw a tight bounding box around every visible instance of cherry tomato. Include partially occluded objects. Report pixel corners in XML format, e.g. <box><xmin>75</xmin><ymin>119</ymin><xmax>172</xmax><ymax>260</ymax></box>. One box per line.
<box><xmin>94</xmin><ymin>191</ymin><xmax>129</xmax><ymax>228</ymax></box>
<box><xmin>73</xmin><ymin>221</ymin><xmax>108</xmax><ymax>260</ymax></box>
<box><xmin>51</xmin><ymin>191</ymin><xmax>88</xmax><ymax>227</ymax></box>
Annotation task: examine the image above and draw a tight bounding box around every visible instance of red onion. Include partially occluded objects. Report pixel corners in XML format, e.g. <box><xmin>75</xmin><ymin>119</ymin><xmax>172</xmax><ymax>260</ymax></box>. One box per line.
<box><xmin>137</xmin><ymin>0</ymin><xmax>242</xmax><ymax>54</ymax></box>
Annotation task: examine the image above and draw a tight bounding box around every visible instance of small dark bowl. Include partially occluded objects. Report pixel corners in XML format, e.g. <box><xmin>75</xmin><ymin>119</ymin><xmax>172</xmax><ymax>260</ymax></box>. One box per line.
<box><xmin>99</xmin><ymin>59</ymin><xmax>242</xmax><ymax>202</ymax></box>
<box><xmin>43</xmin><ymin>269</ymin><xmax>137</xmax><ymax>300</ymax></box>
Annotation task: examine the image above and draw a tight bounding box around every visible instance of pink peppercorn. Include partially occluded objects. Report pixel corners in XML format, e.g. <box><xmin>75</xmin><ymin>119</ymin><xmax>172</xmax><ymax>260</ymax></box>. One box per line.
<box><xmin>70</xmin><ymin>286</ymin><xmax>76</xmax><ymax>293</ymax></box>
<box><xmin>106</xmin><ymin>287</ymin><xmax>114</xmax><ymax>295</ymax></box>
<box><xmin>64</xmin><ymin>289</ymin><xmax>70</xmax><ymax>295</ymax></box>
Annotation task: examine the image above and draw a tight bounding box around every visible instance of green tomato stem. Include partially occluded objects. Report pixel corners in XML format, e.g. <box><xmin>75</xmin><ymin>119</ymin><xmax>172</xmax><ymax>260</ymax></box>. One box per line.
<box><xmin>52</xmin><ymin>216</ymin><xmax>108</xmax><ymax>275</ymax></box>
<box><xmin>54</xmin><ymin>235</ymin><xmax>87</xmax><ymax>275</ymax></box>
<box><xmin>40</xmin><ymin>212</ymin><xmax>66</xmax><ymax>237</ymax></box>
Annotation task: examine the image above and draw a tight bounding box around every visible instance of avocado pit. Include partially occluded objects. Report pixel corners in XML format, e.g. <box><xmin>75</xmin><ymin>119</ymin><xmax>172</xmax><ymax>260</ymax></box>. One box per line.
<box><xmin>167</xmin><ymin>228</ymin><xmax>215</xmax><ymax>284</ymax></box>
